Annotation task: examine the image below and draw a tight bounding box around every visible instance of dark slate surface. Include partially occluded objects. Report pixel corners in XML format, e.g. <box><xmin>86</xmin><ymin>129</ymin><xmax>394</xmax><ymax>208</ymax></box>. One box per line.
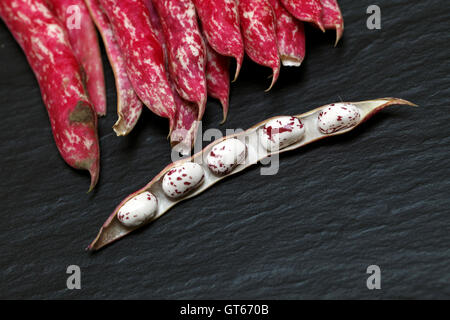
<box><xmin>0</xmin><ymin>0</ymin><xmax>449</xmax><ymax>299</ymax></box>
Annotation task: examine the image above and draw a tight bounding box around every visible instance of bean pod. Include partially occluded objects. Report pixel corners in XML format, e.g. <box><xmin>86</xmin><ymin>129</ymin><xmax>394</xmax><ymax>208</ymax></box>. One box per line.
<box><xmin>85</xmin><ymin>0</ymin><xmax>143</xmax><ymax>136</ymax></box>
<box><xmin>268</xmin><ymin>0</ymin><xmax>306</xmax><ymax>67</ymax></box>
<box><xmin>88</xmin><ymin>98</ymin><xmax>415</xmax><ymax>250</ymax></box>
<box><xmin>0</xmin><ymin>0</ymin><xmax>100</xmax><ymax>190</ymax></box>
<box><xmin>152</xmin><ymin>0</ymin><xmax>208</xmax><ymax>119</ymax></box>
<box><xmin>320</xmin><ymin>0</ymin><xmax>344</xmax><ymax>46</ymax></box>
<box><xmin>49</xmin><ymin>0</ymin><xmax>107</xmax><ymax>116</ymax></box>
<box><xmin>204</xmin><ymin>34</ymin><xmax>231</xmax><ymax>123</ymax></box>
<box><xmin>99</xmin><ymin>0</ymin><xmax>177</xmax><ymax>132</ymax></box>
<box><xmin>280</xmin><ymin>0</ymin><xmax>325</xmax><ymax>32</ymax></box>
<box><xmin>193</xmin><ymin>0</ymin><xmax>244</xmax><ymax>80</ymax></box>
<box><xmin>238</xmin><ymin>0</ymin><xmax>280</xmax><ymax>91</ymax></box>
<box><xmin>144</xmin><ymin>0</ymin><xmax>200</xmax><ymax>153</ymax></box>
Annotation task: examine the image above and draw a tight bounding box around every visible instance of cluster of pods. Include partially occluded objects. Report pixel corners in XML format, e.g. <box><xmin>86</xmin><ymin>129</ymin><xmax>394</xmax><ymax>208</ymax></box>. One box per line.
<box><xmin>89</xmin><ymin>98</ymin><xmax>416</xmax><ymax>250</ymax></box>
<box><xmin>0</xmin><ymin>0</ymin><xmax>343</xmax><ymax>190</ymax></box>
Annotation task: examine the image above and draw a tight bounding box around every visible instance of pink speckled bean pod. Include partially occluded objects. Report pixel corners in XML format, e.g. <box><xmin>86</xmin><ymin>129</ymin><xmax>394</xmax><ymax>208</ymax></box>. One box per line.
<box><xmin>152</xmin><ymin>0</ymin><xmax>208</xmax><ymax>120</ymax></box>
<box><xmin>238</xmin><ymin>0</ymin><xmax>280</xmax><ymax>91</ymax></box>
<box><xmin>170</xmin><ymin>95</ymin><xmax>199</xmax><ymax>154</ymax></box>
<box><xmin>280</xmin><ymin>0</ymin><xmax>325</xmax><ymax>32</ymax></box>
<box><xmin>0</xmin><ymin>0</ymin><xmax>101</xmax><ymax>191</ymax></box>
<box><xmin>143</xmin><ymin>0</ymin><xmax>200</xmax><ymax>153</ymax></box>
<box><xmin>48</xmin><ymin>0</ymin><xmax>107</xmax><ymax>116</ymax></box>
<box><xmin>320</xmin><ymin>0</ymin><xmax>344</xmax><ymax>46</ymax></box>
<box><xmin>203</xmin><ymin>34</ymin><xmax>231</xmax><ymax>123</ymax></box>
<box><xmin>268</xmin><ymin>0</ymin><xmax>306</xmax><ymax>67</ymax></box>
<box><xmin>88</xmin><ymin>98</ymin><xmax>416</xmax><ymax>250</ymax></box>
<box><xmin>192</xmin><ymin>0</ymin><xmax>244</xmax><ymax>81</ymax></box>
<box><xmin>99</xmin><ymin>0</ymin><xmax>177</xmax><ymax>132</ymax></box>
<box><xmin>84</xmin><ymin>0</ymin><xmax>143</xmax><ymax>136</ymax></box>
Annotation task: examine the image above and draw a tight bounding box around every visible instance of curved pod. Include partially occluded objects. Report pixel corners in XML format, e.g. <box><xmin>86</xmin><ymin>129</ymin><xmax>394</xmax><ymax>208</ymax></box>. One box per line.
<box><xmin>89</xmin><ymin>98</ymin><xmax>416</xmax><ymax>250</ymax></box>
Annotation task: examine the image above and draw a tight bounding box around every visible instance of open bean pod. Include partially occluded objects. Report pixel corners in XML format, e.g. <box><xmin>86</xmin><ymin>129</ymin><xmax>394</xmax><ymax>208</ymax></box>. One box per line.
<box><xmin>88</xmin><ymin>98</ymin><xmax>416</xmax><ymax>251</ymax></box>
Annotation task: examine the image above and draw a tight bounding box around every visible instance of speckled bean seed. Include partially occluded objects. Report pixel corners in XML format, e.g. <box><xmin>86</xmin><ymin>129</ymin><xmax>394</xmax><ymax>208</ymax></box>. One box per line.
<box><xmin>117</xmin><ymin>191</ymin><xmax>158</xmax><ymax>228</ymax></box>
<box><xmin>318</xmin><ymin>103</ymin><xmax>361</xmax><ymax>134</ymax></box>
<box><xmin>162</xmin><ymin>162</ymin><xmax>204</xmax><ymax>198</ymax></box>
<box><xmin>207</xmin><ymin>139</ymin><xmax>247</xmax><ymax>175</ymax></box>
<box><xmin>259</xmin><ymin>116</ymin><xmax>305</xmax><ymax>151</ymax></box>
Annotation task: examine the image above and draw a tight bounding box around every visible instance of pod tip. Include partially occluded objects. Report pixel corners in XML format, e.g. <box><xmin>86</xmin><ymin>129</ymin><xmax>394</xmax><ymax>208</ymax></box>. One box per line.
<box><xmin>112</xmin><ymin>115</ymin><xmax>130</xmax><ymax>137</ymax></box>
<box><xmin>317</xmin><ymin>20</ymin><xmax>326</xmax><ymax>33</ymax></box>
<box><xmin>232</xmin><ymin>57</ymin><xmax>243</xmax><ymax>82</ymax></box>
<box><xmin>265</xmin><ymin>67</ymin><xmax>280</xmax><ymax>92</ymax></box>
<box><xmin>334</xmin><ymin>25</ymin><xmax>344</xmax><ymax>47</ymax></box>
<box><xmin>281</xmin><ymin>55</ymin><xmax>303</xmax><ymax>67</ymax></box>
<box><xmin>220</xmin><ymin>103</ymin><xmax>229</xmax><ymax>125</ymax></box>
<box><xmin>388</xmin><ymin>98</ymin><xmax>418</xmax><ymax>107</ymax></box>
<box><xmin>87</xmin><ymin>161</ymin><xmax>100</xmax><ymax>193</ymax></box>
<box><xmin>197</xmin><ymin>97</ymin><xmax>207</xmax><ymax>121</ymax></box>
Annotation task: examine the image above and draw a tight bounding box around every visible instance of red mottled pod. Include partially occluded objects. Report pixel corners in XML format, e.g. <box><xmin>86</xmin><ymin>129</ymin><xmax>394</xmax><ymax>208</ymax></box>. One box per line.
<box><xmin>320</xmin><ymin>0</ymin><xmax>344</xmax><ymax>46</ymax></box>
<box><xmin>143</xmin><ymin>0</ymin><xmax>199</xmax><ymax>153</ymax></box>
<box><xmin>170</xmin><ymin>94</ymin><xmax>199</xmax><ymax>154</ymax></box>
<box><xmin>48</xmin><ymin>0</ymin><xmax>106</xmax><ymax>116</ymax></box>
<box><xmin>268</xmin><ymin>0</ymin><xmax>306</xmax><ymax>67</ymax></box>
<box><xmin>152</xmin><ymin>0</ymin><xmax>208</xmax><ymax>120</ymax></box>
<box><xmin>204</xmin><ymin>36</ymin><xmax>230</xmax><ymax>123</ymax></box>
<box><xmin>192</xmin><ymin>0</ymin><xmax>244</xmax><ymax>81</ymax></box>
<box><xmin>238</xmin><ymin>0</ymin><xmax>280</xmax><ymax>91</ymax></box>
<box><xmin>99</xmin><ymin>0</ymin><xmax>177</xmax><ymax>132</ymax></box>
<box><xmin>0</xmin><ymin>0</ymin><xmax>100</xmax><ymax>190</ymax></box>
<box><xmin>143</xmin><ymin>0</ymin><xmax>167</xmax><ymax>58</ymax></box>
<box><xmin>84</xmin><ymin>0</ymin><xmax>143</xmax><ymax>135</ymax></box>
<box><xmin>280</xmin><ymin>0</ymin><xmax>325</xmax><ymax>32</ymax></box>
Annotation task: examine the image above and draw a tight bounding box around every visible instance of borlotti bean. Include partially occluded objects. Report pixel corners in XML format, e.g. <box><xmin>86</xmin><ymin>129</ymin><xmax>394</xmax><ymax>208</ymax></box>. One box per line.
<box><xmin>0</xmin><ymin>0</ymin><xmax>101</xmax><ymax>191</ymax></box>
<box><xmin>49</xmin><ymin>0</ymin><xmax>106</xmax><ymax>116</ymax></box>
<box><xmin>268</xmin><ymin>0</ymin><xmax>306</xmax><ymax>67</ymax></box>
<box><xmin>89</xmin><ymin>98</ymin><xmax>416</xmax><ymax>250</ymax></box>
<box><xmin>317</xmin><ymin>103</ymin><xmax>361</xmax><ymax>134</ymax></box>
<box><xmin>117</xmin><ymin>192</ymin><xmax>158</xmax><ymax>228</ymax></box>
<box><xmin>320</xmin><ymin>0</ymin><xmax>344</xmax><ymax>46</ymax></box>
<box><xmin>162</xmin><ymin>162</ymin><xmax>205</xmax><ymax>198</ymax></box>
<box><xmin>259</xmin><ymin>116</ymin><xmax>305</xmax><ymax>151</ymax></box>
<box><xmin>99</xmin><ymin>0</ymin><xmax>177</xmax><ymax>132</ymax></box>
<box><xmin>207</xmin><ymin>139</ymin><xmax>247</xmax><ymax>175</ymax></box>
<box><xmin>281</xmin><ymin>0</ymin><xmax>325</xmax><ymax>32</ymax></box>
<box><xmin>85</xmin><ymin>0</ymin><xmax>143</xmax><ymax>136</ymax></box>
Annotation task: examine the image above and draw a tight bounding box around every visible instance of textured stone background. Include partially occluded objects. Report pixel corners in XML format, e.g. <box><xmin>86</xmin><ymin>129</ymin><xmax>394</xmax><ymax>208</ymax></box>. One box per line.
<box><xmin>0</xmin><ymin>0</ymin><xmax>449</xmax><ymax>299</ymax></box>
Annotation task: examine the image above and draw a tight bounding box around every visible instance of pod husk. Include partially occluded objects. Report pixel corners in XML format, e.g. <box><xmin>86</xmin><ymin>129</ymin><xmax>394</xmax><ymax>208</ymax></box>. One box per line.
<box><xmin>88</xmin><ymin>98</ymin><xmax>416</xmax><ymax>251</ymax></box>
